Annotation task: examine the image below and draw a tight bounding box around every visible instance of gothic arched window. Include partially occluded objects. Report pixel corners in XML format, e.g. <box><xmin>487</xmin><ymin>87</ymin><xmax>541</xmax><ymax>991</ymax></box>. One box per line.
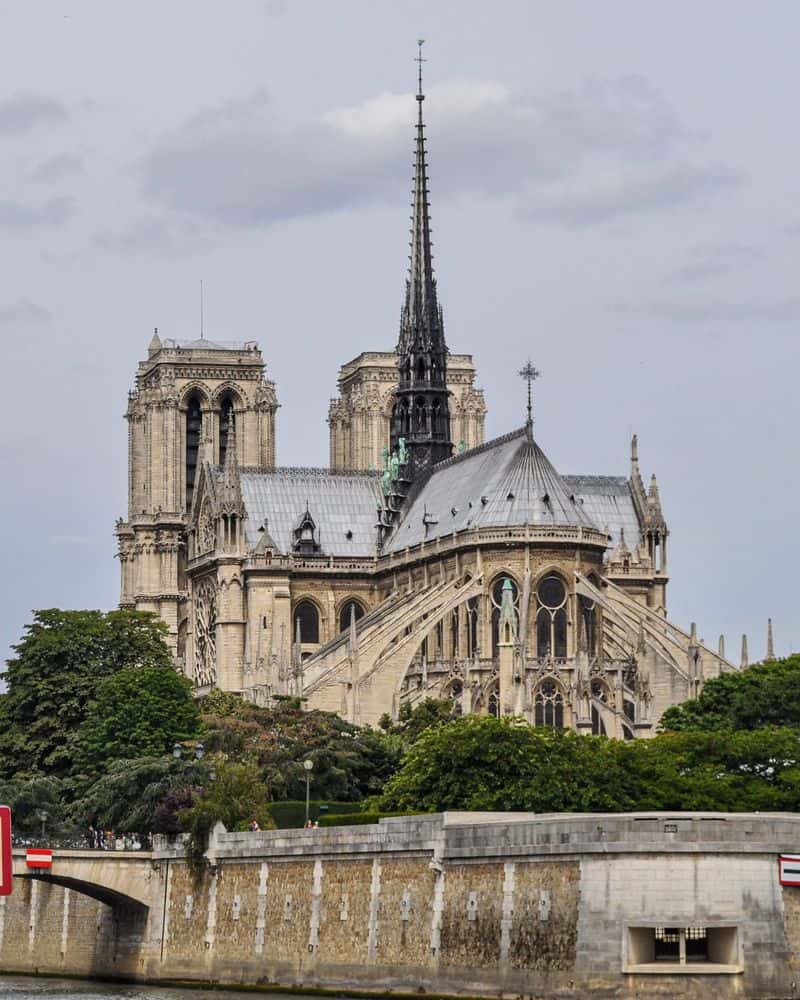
<box><xmin>219</xmin><ymin>395</ymin><xmax>236</xmax><ymax>468</ymax></box>
<box><xmin>185</xmin><ymin>392</ymin><xmax>203</xmax><ymax>510</ymax></box>
<box><xmin>533</xmin><ymin>678</ymin><xmax>564</xmax><ymax>729</ymax></box>
<box><xmin>339</xmin><ymin>599</ymin><xmax>365</xmax><ymax>634</ymax></box>
<box><xmin>294</xmin><ymin>600</ymin><xmax>320</xmax><ymax>645</ymax></box>
<box><xmin>536</xmin><ymin>575</ymin><xmax>568</xmax><ymax>658</ymax></box>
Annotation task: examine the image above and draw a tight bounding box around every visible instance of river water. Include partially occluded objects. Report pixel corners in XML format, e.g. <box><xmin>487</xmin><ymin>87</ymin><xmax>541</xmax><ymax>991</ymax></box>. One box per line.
<box><xmin>0</xmin><ymin>976</ymin><xmax>302</xmax><ymax>999</ymax></box>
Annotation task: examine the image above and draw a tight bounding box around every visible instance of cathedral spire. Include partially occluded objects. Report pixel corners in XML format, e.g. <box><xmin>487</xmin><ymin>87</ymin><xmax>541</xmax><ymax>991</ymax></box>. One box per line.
<box><xmin>390</xmin><ymin>41</ymin><xmax>452</xmax><ymax>479</ymax></box>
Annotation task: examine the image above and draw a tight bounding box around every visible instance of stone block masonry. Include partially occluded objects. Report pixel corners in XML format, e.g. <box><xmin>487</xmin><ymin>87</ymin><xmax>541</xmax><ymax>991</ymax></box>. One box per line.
<box><xmin>3</xmin><ymin>812</ymin><xmax>800</xmax><ymax>998</ymax></box>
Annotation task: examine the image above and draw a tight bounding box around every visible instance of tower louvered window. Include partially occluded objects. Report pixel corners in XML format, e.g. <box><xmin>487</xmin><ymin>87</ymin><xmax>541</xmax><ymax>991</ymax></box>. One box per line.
<box><xmin>185</xmin><ymin>393</ymin><xmax>203</xmax><ymax>510</ymax></box>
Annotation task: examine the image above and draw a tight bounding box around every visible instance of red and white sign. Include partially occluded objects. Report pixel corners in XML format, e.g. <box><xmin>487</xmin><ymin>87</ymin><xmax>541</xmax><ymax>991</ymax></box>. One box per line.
<box><xmin>0</xmin><ymin>806</ymin><xmax>11</xmax><ymax>896</ymax></box>
<box><xmin>25</xmin><ymin>849</ymin><xmax>53</xmax><ymax>869</ymax></box>
<box><xmin>779</xmin><ymin>855</ymin><xmax>800</xmax><ymax>886</ymax></box>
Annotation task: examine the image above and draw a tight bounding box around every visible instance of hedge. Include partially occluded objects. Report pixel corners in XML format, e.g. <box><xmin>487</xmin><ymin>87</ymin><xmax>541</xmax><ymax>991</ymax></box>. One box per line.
<box><xmin>318</xmin><ymin>810</ymin><xmax>419</xmax><ymax>827</ymax></box>
<box><xmin>265</xmin><ymin>800</ymin><xmax>365</xmax><ymax>829</ymax></box>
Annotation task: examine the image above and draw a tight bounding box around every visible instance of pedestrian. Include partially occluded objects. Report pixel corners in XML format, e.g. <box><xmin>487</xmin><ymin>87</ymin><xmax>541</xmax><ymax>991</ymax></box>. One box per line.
<box><xmin>86</xmin><ymin>825</ymin><xmax>95</xmax><ymax>849</ymax></box>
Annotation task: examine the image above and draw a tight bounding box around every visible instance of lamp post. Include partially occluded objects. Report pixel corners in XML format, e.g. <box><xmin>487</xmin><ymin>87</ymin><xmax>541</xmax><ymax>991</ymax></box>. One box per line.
<box><xmin>38</xmin><ymin>810</ymin><xmax>48</xmax><ymax>840</ymax></box>
<box><xmin>303</xmin><ymin>759</ymin><xmax>314</xmax><ymax>826</ymax></box>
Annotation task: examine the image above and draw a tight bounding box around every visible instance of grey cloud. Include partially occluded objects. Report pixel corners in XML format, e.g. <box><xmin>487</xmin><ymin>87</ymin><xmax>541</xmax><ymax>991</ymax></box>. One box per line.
<box><xmin>668</xmin><ymin>242</ymin><xmax>765</xmax><ymax>283</ymax></box>
<box><xmin>522</xmin><ymin>162</ymin><xmax>742</xmax><ymax>228</ymax></box>
<box><xmin>0</xmin><ymin>94</ymin><xmax>68</xmax><ymax>136</ymax></box>
<box><xmin>137</xmin><ymin>76</ymin><xmax>733</xmax><ymax>231</ymax></box>
<box><xmin>0</xmin><ymin>197</ymin><xmax>73</xmax><ymax>230</ymax></box>
<box><xmin>94</xmin><ymin>215</ymin><xmax>219</xmax><ymax>256</ymax></box>
<box><xmin>610</xmin><ymin>295</ymin><xmax>800</xmax><ymax>324</ymax></box>
<box><xmin>0</xmin><ymin>300</ymin><xmax>52</xmax><ymax>326</ymax></box>
<box><xmin>30</xmin><ymin>153</ymin><xmax>84</xmax><ymax>183</ymax></box>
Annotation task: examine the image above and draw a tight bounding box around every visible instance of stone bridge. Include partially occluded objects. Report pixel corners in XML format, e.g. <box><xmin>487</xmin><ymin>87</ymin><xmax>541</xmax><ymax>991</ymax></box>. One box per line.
<box><xmin>12</xmin><ymin>847</ymin><xmax>156</xmax><ymax>910</ymax></box>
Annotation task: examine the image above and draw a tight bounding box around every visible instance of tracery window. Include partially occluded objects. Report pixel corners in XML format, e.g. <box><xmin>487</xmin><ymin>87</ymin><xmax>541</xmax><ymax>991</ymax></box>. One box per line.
<box><xmin>194</xmin><ymin>576</ymin><xmax>217</xmax><ymax>687</ymax></box>
<box><xmin>579</xmin><ymin>595</ymin><xmax>596</xmax><ymax>655</ymax></box>
<box><xmin>185</xmin><ymin>392</ymin><xmax>203</xmax><ymax>510</ymax></box>
<box><xmin>533</xmin><ymin>678</ymin><xmax>564</xmax><ymax>729</ymax></box>
<box><xmin>294</xmin><ymin>600</ymin><xmax>320</xmax><ymax>645</ymax></box>
<box><xmin>339</xmin><ymin>599</ymin><xmax>365</xmax><ymax>634</ymax></box>
<box><xmin>198</xmin><ymin>497</ymin><xmax>216</xmax><ymax>554</ymax></box>
<box><xmin>536</xmin><ymin>575</ymin><xmax>568</xmax><ymax>658</ymax></box>
<box><xmin>491</xmin><ymin>576</ymin><xmax>519</xmax><ymax>656</ymax></box>
<box><xmin>219</xmin><ymin>395</ymin><xmax>235</xmax><ymax>467</ymax></box>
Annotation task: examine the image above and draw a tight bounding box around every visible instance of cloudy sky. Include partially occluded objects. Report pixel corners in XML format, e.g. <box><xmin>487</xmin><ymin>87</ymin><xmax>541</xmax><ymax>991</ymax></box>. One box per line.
<box><xmin>2</xmin><ymin>0</ymin><xmax>798</xmax><ymax>669</ymax></box>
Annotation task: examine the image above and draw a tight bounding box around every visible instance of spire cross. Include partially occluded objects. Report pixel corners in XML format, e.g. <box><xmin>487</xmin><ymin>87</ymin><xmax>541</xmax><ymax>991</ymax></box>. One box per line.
<box><xmin>518</xmin><ymin>361</ymin><xmax>541</xmax><ymax>427</ymax></box>
<box><xmin>415</xmin><ymin>39</ymin><xmax>426</xmax><ymax>101</ymax></box>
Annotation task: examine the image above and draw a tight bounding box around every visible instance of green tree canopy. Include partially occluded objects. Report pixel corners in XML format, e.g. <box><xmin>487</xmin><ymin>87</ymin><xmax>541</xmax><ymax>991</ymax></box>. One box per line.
<box><xmin>0</xmin><ymin>609</ymin><xmax>172</xmax><ymax>779</ymax></box>
<box><xmin>76</xmin><ymin>665</ymin><xmax>200</xmax><ymax>776</ymax></box>
<box><xmin>377</xmin><ymin>715</ymin><xmax>800</xmax><ymax>814</ymax></box>
<box><xmin>660</xmin><ymin>655</ymin><xmax>800</xmax><ymax>732</ymax></box>
<box><xmin>199</xmin><ymin>695</ymin><xmax>399</xmax><ymax>802</ymax></box>
<box><xmin>379</xmin><ymin>698</ymin><xmax>455</xmax><ymax>745</ymax></box>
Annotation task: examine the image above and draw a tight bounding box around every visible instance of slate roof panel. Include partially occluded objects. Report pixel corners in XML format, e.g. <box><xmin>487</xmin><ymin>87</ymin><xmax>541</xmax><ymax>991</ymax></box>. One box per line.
<box><xmin>240</xmin><ymin>468</ymin><xmax>381</xmax><ymax>556</ymax></box>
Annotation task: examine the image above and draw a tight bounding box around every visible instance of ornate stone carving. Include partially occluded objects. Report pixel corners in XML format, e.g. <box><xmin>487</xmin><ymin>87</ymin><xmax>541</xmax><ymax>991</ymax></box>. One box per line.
<box><xmin>194</xmin><ymin>575</ymin><xmax>218</xmax><ymax>687</ymax></box>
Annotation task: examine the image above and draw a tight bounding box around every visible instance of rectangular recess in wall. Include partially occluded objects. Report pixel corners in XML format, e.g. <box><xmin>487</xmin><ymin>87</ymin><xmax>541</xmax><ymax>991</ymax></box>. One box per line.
<box><xmin>624</xmin><ymin>926</ymin><xmax>742</xmax><ymax>975</ymax></box>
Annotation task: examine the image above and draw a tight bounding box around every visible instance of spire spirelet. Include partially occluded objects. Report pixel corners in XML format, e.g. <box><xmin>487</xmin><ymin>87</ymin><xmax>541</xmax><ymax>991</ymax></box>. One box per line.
<box><xmin>390</xmin><ymin>41</ymin><xmax>452</xmax><ymax>480</ymax></box>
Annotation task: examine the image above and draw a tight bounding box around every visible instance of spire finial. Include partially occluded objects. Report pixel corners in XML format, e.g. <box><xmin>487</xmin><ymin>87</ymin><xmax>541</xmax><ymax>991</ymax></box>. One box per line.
<box><xmin>200</xmin><ymin>279</ymin><xmax>205</xmax><ymax>340</ymax></box>
<box><xmin>767</xmin><ymin>618</ymin><xmax>775</xmax><ymax>660</ymax></box>
<box><xmin>518</xmin><ymin>360</ymin><xmax>541</xmax><ymax>433</ymax></box>
<box><xmin>741</xmin><ymin>633</ymin><xmax>749</xmax><ymax>669</ymax></box>
<box><xmin>415</xmin><ymin>38</ymin><xmax>426</xmax><ymax>102</ymax></box>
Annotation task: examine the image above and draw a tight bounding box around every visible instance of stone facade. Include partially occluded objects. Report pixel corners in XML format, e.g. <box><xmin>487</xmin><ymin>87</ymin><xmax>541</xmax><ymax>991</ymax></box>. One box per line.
<box><xmin>116</xmin><ymin>333</ymin><xmax>278</xmax><ymax>653</ymax></box>
<box><xmin>328</xmin><ymin>351</ymin><xmax>486</xmax><ymax>472</ymax></box>
<box><xmin>4</xmin><ymin>812</ymin><xmax>800</xmax><ymax>998</ymax></box>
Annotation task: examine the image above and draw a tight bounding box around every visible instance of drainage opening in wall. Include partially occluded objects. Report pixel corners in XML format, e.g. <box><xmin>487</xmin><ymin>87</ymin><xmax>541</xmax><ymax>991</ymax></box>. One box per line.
<box><xmin>624</xmin><ymin>925</ymin><xmax>742</xmax><ymax>974</ymax></box>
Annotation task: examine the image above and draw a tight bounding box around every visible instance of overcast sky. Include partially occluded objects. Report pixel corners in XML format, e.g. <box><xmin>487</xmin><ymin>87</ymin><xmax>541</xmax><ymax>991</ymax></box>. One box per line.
<box><xmin>1</xmin><ymin>1</ymin><xmax>798</xmax><ymax>671</ymax></box>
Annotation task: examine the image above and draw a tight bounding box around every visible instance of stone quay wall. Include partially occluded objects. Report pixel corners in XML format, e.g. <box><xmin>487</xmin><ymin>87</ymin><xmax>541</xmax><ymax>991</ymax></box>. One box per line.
<box><xmin>2</xmin><ymin>812</ymin><xmax>800</xmax><ymax>998</ymax></box>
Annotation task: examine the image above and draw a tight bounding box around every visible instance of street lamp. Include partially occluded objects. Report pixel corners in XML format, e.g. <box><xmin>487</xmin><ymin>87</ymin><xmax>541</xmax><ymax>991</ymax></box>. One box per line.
<box><xmin>38</xmin><ymin>810</ymin><xmax>48</xmax><ymax>840</ymax></box>
<box><xmin>303</xmin><ymin>759</ymin><xmax>314</xmax><ymax>827</ymax></box>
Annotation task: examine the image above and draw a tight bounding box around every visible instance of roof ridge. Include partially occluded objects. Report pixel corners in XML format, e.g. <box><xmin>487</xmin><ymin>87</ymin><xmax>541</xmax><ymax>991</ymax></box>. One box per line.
<box><xmin>430</xmin><ymin>426</ymin><xmax>527</xmax><ymax>472</ymax></box>
<box><xmin>240</xmin><ymin>466</ymin><xmax>380</xmax><ymax>478</ymax></box>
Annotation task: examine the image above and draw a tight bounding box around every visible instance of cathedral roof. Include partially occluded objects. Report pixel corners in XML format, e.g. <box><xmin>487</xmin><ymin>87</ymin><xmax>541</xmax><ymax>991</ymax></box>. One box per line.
<box><xmin>562</xmin><ymin>475</ymin><xmax>641</xmax><ymax>552</ymax></box>
<box><xmin>239</xmin><ymin>468</ymin><xmax>381</xmax><ymax>557</ymax></box>
<box><xmin>385</xmin><ymin>427</ymin><xmax>600</xmax><ymax>551</ymax></box>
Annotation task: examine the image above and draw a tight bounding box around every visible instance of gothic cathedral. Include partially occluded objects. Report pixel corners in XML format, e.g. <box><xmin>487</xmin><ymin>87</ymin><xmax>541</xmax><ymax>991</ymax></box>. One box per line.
<box><xmin>117</xmin><ymin>72</ymin><xmax>734</xmax><ymax>736</ymax></box>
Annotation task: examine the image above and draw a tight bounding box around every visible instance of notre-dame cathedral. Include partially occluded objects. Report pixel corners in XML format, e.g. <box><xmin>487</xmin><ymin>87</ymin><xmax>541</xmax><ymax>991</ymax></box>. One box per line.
<box><xmin>116</xmin><ymin>72</ymin><xmax>736</xmax><ymax>738</ymax></box>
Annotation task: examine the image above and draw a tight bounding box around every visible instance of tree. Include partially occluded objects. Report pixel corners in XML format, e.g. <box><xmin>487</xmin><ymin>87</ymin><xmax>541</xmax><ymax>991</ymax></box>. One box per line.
<box><xmin>660</xmin><ymin>655</ymin><xmax>800</xmax><ymax>732</ymax></box>
<box><xmin>69</xmin><ymin>756</ymin><xmax>197</xmax><ymax>833</ymax></box>
<box><xmin>199</xmin><ymin>696</ymin><xmax>400</xmax><ymax>802</ymax></box>
<box><xmin>0</xmin><ymin>775</ymin><xmax>71</xmax><ymax>839</ymax></box>
<box><xmin>379</xmin><ymin>698</ymin><xmax>455</xmax><ymax>745</ymax></box>
<box><xmin>76</xmin><ymin>666</ymin><xmax>200</xmax><ymax>775</ymax></box>
<box><xmin>0</xmin><ymin>609</ymin><xmax>172</xmax><ymax>779</ymax></box>
<box><xmin>377</xmin><ymin>715</ymin><xmax>800</xmax><ymax>815</ymax></box>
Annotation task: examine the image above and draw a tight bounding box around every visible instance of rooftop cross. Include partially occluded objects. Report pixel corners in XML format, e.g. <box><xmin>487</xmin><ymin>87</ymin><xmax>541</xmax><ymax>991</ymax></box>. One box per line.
<box><xmin>518</xmin><ymin>360</ymin><xmax>541</xmax><ymax>431</ymax></box>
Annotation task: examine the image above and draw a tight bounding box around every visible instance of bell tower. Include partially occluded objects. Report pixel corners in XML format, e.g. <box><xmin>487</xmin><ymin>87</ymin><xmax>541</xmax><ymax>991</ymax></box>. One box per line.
<box><xmin>390</xmin><ymin>42</ymin><xmax>453</xmax><ymax>480</ymax></box>
<box><xmin>116</xmin><ymin>331</ymin><xmax>278</xmax><ymax>658</ymax></box>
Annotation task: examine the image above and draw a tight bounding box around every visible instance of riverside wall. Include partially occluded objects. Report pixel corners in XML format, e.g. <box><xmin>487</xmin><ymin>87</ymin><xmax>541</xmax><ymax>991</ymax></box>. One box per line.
<box><xmin>2</xmin><ymin>812</ymin><xmax>800</xmax><ymax>998</ymax></box>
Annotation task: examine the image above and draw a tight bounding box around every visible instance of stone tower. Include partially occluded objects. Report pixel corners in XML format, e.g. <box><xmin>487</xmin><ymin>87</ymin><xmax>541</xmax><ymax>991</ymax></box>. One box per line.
<box><xmin>389</xmin><ymin>57</ymin><xmax>453</xmax><ymax>479</ymax></box>
<box><xmin>116</xmin><ymin>332</ymin><xmax>278</xmax><ymax>656</ymax></box>
<box><xmin>328</xmin><ymin>351</ymin><xmax>485</xmax><ymax>472</ymax></box>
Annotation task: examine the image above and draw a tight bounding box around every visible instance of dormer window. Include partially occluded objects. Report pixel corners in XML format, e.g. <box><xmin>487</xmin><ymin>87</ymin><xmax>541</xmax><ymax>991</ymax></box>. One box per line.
<box><xmin>293</xmin><ymin>507</ymin><xmax>320</xmax><ymax>555</ymax></box>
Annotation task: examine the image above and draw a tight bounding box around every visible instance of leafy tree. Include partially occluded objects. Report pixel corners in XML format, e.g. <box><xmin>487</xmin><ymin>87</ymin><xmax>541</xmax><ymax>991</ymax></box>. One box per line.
<box><xmin>660</xmin><ymin>655</ymin><xmax>800</xmax><ymax>732</ymax></box>
<box><xmin>0</xmin><ymin>609</ymin><xmax>172</xmax><ymax>778</ymax></box>
<box><xmin>199</xmin><ymin>697</ymin><xmax>399</xmax><ymax>802</ymax></box>
<box><xmin>379</xmin><ymin>698</ymin><xmax>455</xmax><ymax>745</ymax></box>
<box><xmin>179</xmin><ymin>760</ymin><xmax>275</xmax><ymax>878</ymax></box>
<box><xmin>76</xmin><ymin>665</ymin><xmax>200</xmax><ymax>775</ymax></box>
<box><xmin>377</xmin><ymin>715</ymin><xmax>800</xmax><ymax>814</ymax></box>
<box><xmin>0</xmin><ymin>775</ymin><xmax>71</xmax><ymax>839</ymax></box>
<box><xmin>69</xmin><ymin>756</ymin><xmax>201</xmax><ymax>833</ymax></box>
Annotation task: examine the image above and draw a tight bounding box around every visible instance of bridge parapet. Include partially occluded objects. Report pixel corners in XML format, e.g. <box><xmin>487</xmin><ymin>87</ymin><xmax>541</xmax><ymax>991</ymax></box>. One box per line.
<box><xmin>12</xmin><ymin>848</ymin><xmax>156</xmax><ymax>909</ymax></box>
